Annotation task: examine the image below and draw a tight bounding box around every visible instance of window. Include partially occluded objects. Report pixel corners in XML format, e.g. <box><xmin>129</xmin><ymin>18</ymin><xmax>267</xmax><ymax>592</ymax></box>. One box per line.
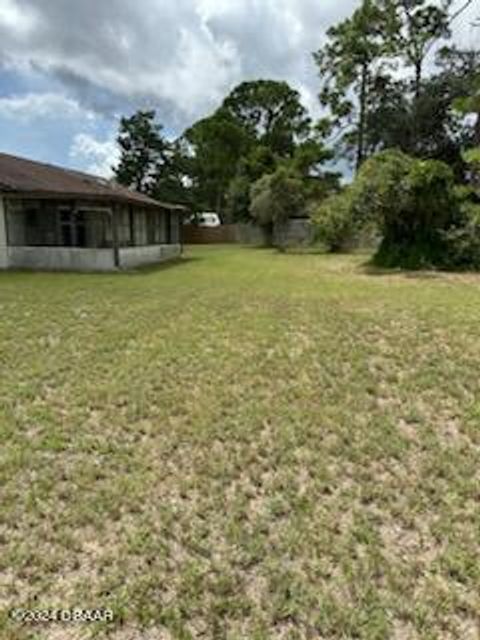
<box><xmin>25</xmin><ymin>208</ymin><xmax>40</xmax><ymax>245</ymax></box>
<box><xmin>165</xmin><ymin>211</ymin><xmax>172</xmax><ymax>244</ymax></box>
<box><xmin>146</xmin><ymin>213</ymin><xmax>155</xmax><ymax>245</ymax></box>
<box><xmin>59</xmin><ymin>208</ymin><xmax>88</xmax><ymax>247</ymax></box>
<box><xmin>76</xmin><ymin>211</ymin><xmax>86</xmax><ymax>247</ymax></box>
<box><xmin>129</xmin><ymin>207</ymin><xmax>135</xmax><ymax>245</ymax></box>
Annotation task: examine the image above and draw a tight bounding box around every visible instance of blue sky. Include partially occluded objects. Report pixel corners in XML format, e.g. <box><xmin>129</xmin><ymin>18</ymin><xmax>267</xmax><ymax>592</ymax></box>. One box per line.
<box><xmin>0</xmin><ymin>0</ymin><xmax>478</xmax><ymax>177</ymax></box>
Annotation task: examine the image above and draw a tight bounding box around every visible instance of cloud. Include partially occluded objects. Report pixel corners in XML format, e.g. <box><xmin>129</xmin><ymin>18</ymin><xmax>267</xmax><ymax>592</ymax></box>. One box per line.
<box><xmin>0</xmin><ymin>91</ymin><xmax>94</xmax><ymax>122</ymax></box>
<box><xmin>0</xmin><ymin>0</ymin><xmax>476</xmax><ymax>174</ymax></box>
<box><xmin>0</xmin><ymin>0</ymin><xmax>358</xmax><ymax>133</ymax></box>
<box><xmin>69</xmin><ymin>132</ymin><xmax>120</xmax><ymax>178</ymax></box>
<box><xmin>0</xmin><ymin>0</ymin><xmax>38</xmax><ymax>36</ymax></box>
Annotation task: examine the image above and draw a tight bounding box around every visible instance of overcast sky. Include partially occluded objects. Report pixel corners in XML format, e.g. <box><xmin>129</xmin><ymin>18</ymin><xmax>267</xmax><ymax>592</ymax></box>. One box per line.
<box><xmin>0</xmin><ymin>0</ymin><xmax>478</xmax><ymax>176</ymax></box>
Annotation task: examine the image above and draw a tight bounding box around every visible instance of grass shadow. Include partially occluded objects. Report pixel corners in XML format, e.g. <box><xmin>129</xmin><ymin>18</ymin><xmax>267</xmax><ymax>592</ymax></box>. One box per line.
<box><xmin>124</xmin><ymin>255</ymin><xmax>202</xmax><ymax>276</ymax></box>
<box><xmin>361</xmin><ymin>261</ymin><xmax>447</xmax><ymax>280</ymax></box>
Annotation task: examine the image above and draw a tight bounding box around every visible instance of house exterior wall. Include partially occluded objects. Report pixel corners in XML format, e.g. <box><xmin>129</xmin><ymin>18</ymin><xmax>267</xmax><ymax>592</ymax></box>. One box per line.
<box><xmin>7</xmin><ymin>247</ymin><xmax>116</xmax><ymax>271</ymax></box>
<box><xmin>0</xmin><ymin>196</ymin><xmax>183</xmax><ymax>271</ymax></box>
<box><xmin>0</xmin><ymin>197</ymin><xmax>8</xmax><ymax>268</ymax></box>
<box><xmin>118</xmin><ymin>244</ymin><xmax>181</xmax><ymax>269</ymax></box>
<box><xmin>170</xmin><ymin>213</ymin><xmax>181</xmax><ymax>244</ymax></box>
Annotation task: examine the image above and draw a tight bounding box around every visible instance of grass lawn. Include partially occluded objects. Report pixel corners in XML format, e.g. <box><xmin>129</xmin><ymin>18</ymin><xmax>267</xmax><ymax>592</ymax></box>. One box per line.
<box><xmin>1</xmin><ymin>246</ymin><xmax>479</xmax><ymax>640</ymax></box>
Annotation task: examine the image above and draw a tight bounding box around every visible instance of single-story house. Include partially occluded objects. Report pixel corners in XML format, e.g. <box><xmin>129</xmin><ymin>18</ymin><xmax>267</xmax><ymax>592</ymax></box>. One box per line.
<box><xmin>0</xmin><ymin>153</ymin><xmax>186</xmax><ymax>271</ymax></box>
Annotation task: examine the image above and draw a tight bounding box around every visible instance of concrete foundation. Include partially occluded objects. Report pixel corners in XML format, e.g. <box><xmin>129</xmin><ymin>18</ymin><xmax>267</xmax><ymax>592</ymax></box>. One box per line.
<box><xmin>7</xmin><ymin>247</ymin><xmax>116</xmax><ymax>271</ymax></box>
<box><xmin>2</xmin><ymin>244</ymin><xmax>182</xmax><ymax>271</ymax></box>
<box><xmin>0</xmin><ymin>198</ymin><xmax>7</xmax><ymax>269</ymax></box>
<box><xmin>118</xmin><ymin>244</ymin><xmax>182</xmax><ymax>269</ymax></box>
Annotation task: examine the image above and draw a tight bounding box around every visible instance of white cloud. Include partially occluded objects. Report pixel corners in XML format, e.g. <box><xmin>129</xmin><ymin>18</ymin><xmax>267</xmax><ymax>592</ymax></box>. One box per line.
<box><xmin>69</xmin><ymin>132</ymin><xmax>120</xmax><ymax>178</ymax></box>
<box><xmin>0</xmin><ymin>92</ymin><xmax>94</xmax><ymax>122</ymax></box>
<box><xmin>0</xmin><ymin>0</ymin><xmax>38</xmax><ymax>35</ymax></box>
<box><xmin>0</xmin><ymin>0</ymin><xmax>476</xmax><ymax>144</ymax></box>
<box><xmin>0</xmin><ymin>0</ymin><xmax>359</xmax><ymax>132</ymax></box>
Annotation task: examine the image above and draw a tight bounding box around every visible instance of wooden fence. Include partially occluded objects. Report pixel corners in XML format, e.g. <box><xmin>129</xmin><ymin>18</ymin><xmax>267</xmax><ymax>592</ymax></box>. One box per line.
<box><xmin>183</xmin><ymin>225</ymin><xmax>238</xmax><ymax>244</ymax></box>
<box><xmin>183</xmin><ymin>221</ymin><xmax>312</xmax><ymax>246</ymax></box>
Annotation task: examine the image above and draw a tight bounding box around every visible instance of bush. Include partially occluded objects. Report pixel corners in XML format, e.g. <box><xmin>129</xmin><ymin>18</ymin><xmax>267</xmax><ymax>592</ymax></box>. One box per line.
<box><xmin>312</xmin><ymin>189</ymin><xmax>356</xmax><ymax>251</ymax></box>
<box><xmin>441</xmin><ymin>186</ymin><xmax>480</xmax><ymax>269</ymax></box>
<box><xmin>250</xmin><ymin>167</ymin><xmax>306</xmax><ymax>246</ymax></box>
<box><xmin>352</xmin><ymin>150</ymin><xmax>458</xmax><ymax>268</ymax></box>
<box><xmin>225</xmin><ymin>175</ymin><xmax>251</xmax><ymax>223</ymax></box>
<box><xmin>313</xmin><ymin>148</ymin><xmax>480</xmax><ymax>270</ymax></box>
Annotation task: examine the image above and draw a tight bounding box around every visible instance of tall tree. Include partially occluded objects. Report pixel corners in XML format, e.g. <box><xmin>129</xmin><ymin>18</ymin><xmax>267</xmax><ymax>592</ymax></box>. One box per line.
<box><xmin>114</xmin><ymin>110</ymin><xmax>169</xmax><ymax>194</ymax></box>
<box><xmin>152</xmin><ymin>139</ymin><xmax>194</xmax><ymax>206</ymax></box>
<box><xmin>222</xmin><ymin>80</ymin><xmax>311</xmax><ymax>157</ymax></box>
<box><xmin>314</xmin><ymin>0</ymin><xmax>394</xmax><ymax>172</ymax></box>
<box><xmin>183</xmin><ymin>108</ymin><xmax>253</xmax><ymax>215</ymax></box>
<box><xmin>363</xmin><ymin>47</ymin><xmax>480</xmax><ymax>174</ymax></box>
<box><xmin>383</xmin><ymin>0</ymin><xmax>452</xmax><ymax>100</ymax></box>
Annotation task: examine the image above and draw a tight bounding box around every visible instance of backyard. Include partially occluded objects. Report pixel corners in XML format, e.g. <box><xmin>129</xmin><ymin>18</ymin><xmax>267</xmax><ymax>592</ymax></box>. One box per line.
<box><xmin>0</xmin><ymin>245</ymin><xmax>479</xmax><ymax>640</ymax></box>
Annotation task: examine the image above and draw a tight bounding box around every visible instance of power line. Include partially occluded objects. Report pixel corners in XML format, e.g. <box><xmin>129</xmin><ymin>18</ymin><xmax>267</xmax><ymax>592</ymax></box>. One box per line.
<box><xmin>448</xmin><ymin>0</ymin><xmax>475</xmax><ymax>27</ymax></box>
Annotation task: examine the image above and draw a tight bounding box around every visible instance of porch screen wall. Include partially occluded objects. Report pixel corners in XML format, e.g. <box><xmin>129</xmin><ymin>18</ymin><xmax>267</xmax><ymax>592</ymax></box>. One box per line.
<box><xmin>6</xmin><ymin>199</ymin><xmax>110</xmax><ymax>248</ymax></box>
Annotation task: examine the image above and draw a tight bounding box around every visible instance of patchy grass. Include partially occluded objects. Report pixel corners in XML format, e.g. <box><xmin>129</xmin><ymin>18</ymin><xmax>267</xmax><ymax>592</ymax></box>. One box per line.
<box><xmin>1</xmin><ymin>246</ymin><xmax>479</xmax><ymax>640</ymax></box>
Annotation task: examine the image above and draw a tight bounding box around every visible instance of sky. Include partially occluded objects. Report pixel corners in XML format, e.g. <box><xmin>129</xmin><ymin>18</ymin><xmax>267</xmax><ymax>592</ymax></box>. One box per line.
<box><xmin>0</xmin><ymin>0</ymin><xmax>478</xmax><ymax>177</ymax></box>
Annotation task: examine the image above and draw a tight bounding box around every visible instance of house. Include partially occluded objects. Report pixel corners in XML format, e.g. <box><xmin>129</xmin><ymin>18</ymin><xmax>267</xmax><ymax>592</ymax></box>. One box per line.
<box><xmin>0</xmin><ymin>153</ymin><xmax>186</xmax><ymax>271</ymax></box>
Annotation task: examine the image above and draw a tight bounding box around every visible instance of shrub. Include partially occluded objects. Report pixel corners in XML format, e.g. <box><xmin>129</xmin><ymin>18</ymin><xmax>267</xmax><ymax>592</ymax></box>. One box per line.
<box><xmin>225</xmin><ymin>175</ymin><xmax>251</xmax><ymax>223</ymax></box>
<box><xmin>441</xmin><ymin>186</ymin><xmax>480</xmax><ymax>269</ymax></box>
<box><xmin>312</xmin><ymin>189</ymin><xmax>356</xmax><ymax>251</ymax></box>
<box><xmin>312</xmin><ymin>147</ymin><xmax>480</xmax><ymax>269</ymax></box>
<box><xmin>352</xmin><ymin>150</ymin><xmax>458</xmax><ymax>268</ymax></box>
<box><xmin>250</xmin><ymin>167</ymin><xmax>306</xmax><ymax>246</ymax></box>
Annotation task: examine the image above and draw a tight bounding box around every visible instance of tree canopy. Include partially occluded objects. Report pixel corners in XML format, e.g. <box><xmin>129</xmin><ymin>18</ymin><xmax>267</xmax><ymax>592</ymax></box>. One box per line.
<box><xmin>222</xmin><ymin>80</ymin><xmax>311</xmax><ymax>157</ymax></box>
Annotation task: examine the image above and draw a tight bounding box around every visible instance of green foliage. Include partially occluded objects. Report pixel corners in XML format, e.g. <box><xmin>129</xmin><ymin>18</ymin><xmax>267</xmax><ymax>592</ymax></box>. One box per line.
<box><xmin>312</xmin><ymin>189</ymin><xmax>356</xmax><ymax>252</ymax></box>
<box><xmin>352</xmin><ymin>150</ymin><xmax>460</xmax><ymax>268</ymax></box>
<box><xmin>314</xmin><ymin>148</ymin><xmax>480</xmax><ymax>270</ymax></box>
<box><xmin>313</xmin><ymin>0</ymin><xmax>392</xmax><ymax>170</ymax></box>
<box><xmin>463</xmin><ymin>148</ymin><xmax>480</xmax><ymax>167</ymax></box>
<box><xmin>249</xmin><ymin>168</ymin><xmax>306</xmax><ymax>243</ymax></box>
<box><xmin>364</xmin><ymin>47</ymin><xmax>480</xmax><ymax>173</ymax></box>
<box><xmin>440</xmin><ymin>185</ymin><xmax>480</xmax><ymax>269</ymax></box>
<box><xmin>381</xmin><ymin>0</ymin><xmax>452</xmax><ymax>96</ymax></box>
<box><xmin>184</xmin><ymin>108</ymin><xmax>253</xmax><ymax>214</ymax></box>
<box><xmin>114</xmin><ymin>110</ymin><xmax>168</xmax><ymax>194</ymax></box>
<box><xmin>224</xmin><ymin>174</ymin><xmax>251</xmax><ymax>223</ymax></box>
<box><xmin>222</xmin><ymin>80</ymin><xmax>311</xmax><ymax>157</ymax></box>
<box><xmin>289</xmin><ymin>139</ymin><xmax>334</xmax><ymax>177</ymax></box>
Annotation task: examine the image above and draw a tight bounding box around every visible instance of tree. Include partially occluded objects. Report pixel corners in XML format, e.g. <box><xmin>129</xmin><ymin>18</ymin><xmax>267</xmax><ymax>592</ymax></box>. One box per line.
<box><xmin>353</xmin><ymin>46</ymin><xmax>479</xmax><ymax>174</ymax></box>
<box><xmin>114</xmin><ymin>110</ymin><xmax>169</xmax><ymax>194</ymax></box>
<box><xmin>224</xmin><ymin>175</ymin><xmax>252</xmax><ymax>223</ymax></box>
<box><xmin>382</xmin><ymin>0</ymin><xmax>452</xmax><ymax>100</ymax></box>
<box><xmin>183</xmin><ymin>108</ymin><xmax>253</xmax><ymax>216</ymax></box>
<box><xmin>454</xmin><ymin>69</ymin><xmax>480</xmax><ymax>189</ymax></box>
<box><xmin>222</xmin><ymin>80</ymin><xmax>311</xmax><ymax>157</ymax></box>
<box><xmin>313</xmin><ymin>0</ymin><xmax>394</xmax><ymax>172</ymax></box>
<box><xmin>152</xmin><ymin>139</ymin><xmax>194</xmax><ymax>207</ymax></box>
<box><xmin>453</xmin><ymin>72</ymin><xmax>480</xmax><ymax>147</ymax></box>
<box><xmin>222</xmin><ymin>144</ymin><xmax>278</xmax><ymax>223</ymax></box>
<box><xmin>249</xmin><ymin>167</ymin><xmax>306</xmax><ymax>246</ymax></box>
<box><xmin>352</xmin><ymin>150</ymin><xmax>458</xmax><ymax>267</ymax></box>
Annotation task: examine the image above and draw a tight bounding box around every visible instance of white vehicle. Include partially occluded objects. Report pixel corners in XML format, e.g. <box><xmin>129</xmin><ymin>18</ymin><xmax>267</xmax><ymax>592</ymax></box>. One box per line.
<box><xmin>195</xmin><ymin>212</ymin><xmax>221</xmax><ymax>227</ymax></box>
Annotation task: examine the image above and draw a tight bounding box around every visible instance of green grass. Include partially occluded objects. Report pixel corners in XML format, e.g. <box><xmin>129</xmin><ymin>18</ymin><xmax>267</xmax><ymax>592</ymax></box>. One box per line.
<box><xmin>1</xmin><ymin>246</ymin><xmax>479</xmax><ymax>640</ymax></box>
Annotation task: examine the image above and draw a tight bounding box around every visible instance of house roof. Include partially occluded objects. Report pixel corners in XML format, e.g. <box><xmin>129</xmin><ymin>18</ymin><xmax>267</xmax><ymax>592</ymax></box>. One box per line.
<box><xmin>0</xmin><ymin>152</ymin><xmax>186</xmax><ymax>211</ymax></box>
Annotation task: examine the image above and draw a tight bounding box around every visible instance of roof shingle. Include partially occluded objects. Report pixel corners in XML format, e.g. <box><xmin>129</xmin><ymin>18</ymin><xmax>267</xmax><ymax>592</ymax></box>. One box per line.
<box><xmin>0</xmin><ymin>152</ymin><xmax>185</xmax><ymax>210</ymax></box>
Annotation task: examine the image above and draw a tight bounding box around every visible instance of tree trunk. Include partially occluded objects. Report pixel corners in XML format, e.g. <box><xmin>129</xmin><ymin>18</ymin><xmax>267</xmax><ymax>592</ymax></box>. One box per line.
<box><xmin>414</xmin><ymin>59</ymin><xmax>422</xmax><ymax>103</ymax></box>
<box><xmin>262</xmin><ymin>222</ymin><xmax>274</xmax><ymax>247</ymax></box>
<box><xmin>411</xmin><ymin>58</ymin><xmax>423</xmax><ymax>153</ymax></box>
<box><xmin>356</xmin><ymin>64</ymin><xmax>368</xmax><ymax>174</ymax></box>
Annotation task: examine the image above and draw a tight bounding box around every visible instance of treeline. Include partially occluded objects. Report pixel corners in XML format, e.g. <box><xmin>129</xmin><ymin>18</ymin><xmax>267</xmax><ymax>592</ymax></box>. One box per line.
<box><xmin>113</xmin><ymin>80</ymin><xmax>337</xmax><ymax>233</ymax></box>
<box><xmin>113</xmin><ymin>0</ymin><xmax>480</xmax><ymax>267</ymax></box>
